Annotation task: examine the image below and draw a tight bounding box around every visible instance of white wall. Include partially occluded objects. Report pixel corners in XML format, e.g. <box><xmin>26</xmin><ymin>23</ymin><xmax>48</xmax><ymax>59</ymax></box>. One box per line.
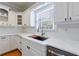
<box><xmin>0</xmin><ymin>27</ymin><xmax>24</xmax><ymax>36</ymax></box>
<box><xmin>22</xmin><ymin>3</ymin><xmax>46</xmax><ymax>34</ymax></box>
<box><xmin>45</xmin><ymin>25</ymin><xmax>79</xmax><ymax>41</ymax></box>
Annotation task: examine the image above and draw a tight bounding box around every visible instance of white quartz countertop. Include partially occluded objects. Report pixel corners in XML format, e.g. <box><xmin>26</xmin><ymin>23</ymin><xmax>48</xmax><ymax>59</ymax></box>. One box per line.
<box><xmin>18</xmin><ymin>33</ymin><xmax>79</xmax><ymax>55</ymax></box>
<box><xmin>44</xmin><ymin>35</ymin><xmax>79</xmax><ymax>55</ymax></box>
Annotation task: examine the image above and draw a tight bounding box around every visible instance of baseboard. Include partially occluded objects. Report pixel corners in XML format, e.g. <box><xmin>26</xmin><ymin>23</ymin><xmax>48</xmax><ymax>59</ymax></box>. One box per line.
<box><xmin>0</xmin><ymin>48</ymin><xmax>22</xmax><ymax>56</ymax></box>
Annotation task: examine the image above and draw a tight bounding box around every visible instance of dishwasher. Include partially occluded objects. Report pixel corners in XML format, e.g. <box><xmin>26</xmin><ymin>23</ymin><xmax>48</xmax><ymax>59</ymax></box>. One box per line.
<box><xmin>47</xmin><ymin>45</ymin><xmax>77</xmax><ymax>56</ymax></box>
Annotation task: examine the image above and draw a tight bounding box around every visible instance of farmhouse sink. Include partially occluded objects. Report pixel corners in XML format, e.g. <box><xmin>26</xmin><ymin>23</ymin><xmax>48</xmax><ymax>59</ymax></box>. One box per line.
<box><xmin>29</xmin><ymin>35</ymin><xmax>48</xmax><ymax>41</ymax></box>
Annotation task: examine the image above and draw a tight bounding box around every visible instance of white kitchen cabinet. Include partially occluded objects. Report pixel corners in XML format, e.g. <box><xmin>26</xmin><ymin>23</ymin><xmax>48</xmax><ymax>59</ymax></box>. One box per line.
<box><xmin>0</xmin><ymin>35</ymin><xmax>47</xmax><ymax>56</ymax></box>
<box><xmin>69</xmin><ymin>2</ymin><xmax>79</xmax><ymax>21</ymax></box>
<box><xmin>22</xmin><ymin>38</ymin><xmax>46</xmax><ymax>56</ymax></box>
<box><xmin>22</xmin><ymin>10</ymin><xmax>31</xmax><ymax>26</ymax></box>
<box><xmin>16</xmin><ymin>12</ymin><xmax>23</xmax><ymax>26</ymax></box>
<box><xmin>26</xmin><ymin>39</ymin><xmax>46</xmax><ymax>55</ymax></box>
<box><xmin>22</xmin><ymin>38</ymin><xmax>37</xmax><ymax>56</ymax></box>
<box><xmin>54</xmin><ymin>2</ymin><xmax>68</xmax><ymax>22</ymax></box>
<box><xmin>9</xmin><ymin>35</ymin><xmax>17</xmax><ymax>50</ymax></box>
<box><xmin>16</xmin><ymin>35</ymin><xmax>22</xmax><ymax>51</ymax></box>
<box><xmin>55</xmin><ymin>2</ymin><xmax>79</xmax><ymax>23</ymax></box>
<box><xmin>8</xmin><ymin>11</ymin><xmax>24</xmax><ymax>26</ymax></box>
<box><xmin>8</xmin><ymin>10</ymin><xmax>17</xmax><ymax>26</ymax></box>
<box><xmin>0</xmin><ymin>36</ymin><xmax>10</xmax><ymax>54</ymax></box>
<box><xmin>0</xmin><ymin>35</ymin><xmax>19</xmax><ymax>54</ymax></box>
<box><xmin>0</xmin><ymin>4</ymin><xmax>9</xmax><ymax>26</ymax></box>
<box><xmin>22</xmin><ymin>43</ymin><xmax>41</xmax><ymax>56</ymax></box>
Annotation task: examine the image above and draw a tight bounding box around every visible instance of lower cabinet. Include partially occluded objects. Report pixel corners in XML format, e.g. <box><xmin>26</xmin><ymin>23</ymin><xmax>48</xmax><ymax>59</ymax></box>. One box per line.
<box><xmin>22</xmin><ymin>38</ymin><xmax>47</xmax><ymax>56</ymax></box>
<box><xmin>15</xmin><ymin>35</ymin><xmax>22</xmax><ymax>51</ymax></box>
<box><xmin>9</xmin><ymin>35</ymin><xmax>17</xmax><ymax>50</ymax></box>
<box><xmin>22</xmin><ymin>43</ymin><xmax>42</xmax><ymax>56</ymax></box>
<box><xmin>0</xmin><ymin>35</ymin><xmax>17</xmax><ymax>54</ymax></box>
<box><xmin>0</xmin><ymin>36</ymin><xmax>10</xmax><ymax>54</ymax></box>
<box><xmin>0</xmin><ymin>35</ymin><xmax>47</xmax><ymax>56</ymax></box>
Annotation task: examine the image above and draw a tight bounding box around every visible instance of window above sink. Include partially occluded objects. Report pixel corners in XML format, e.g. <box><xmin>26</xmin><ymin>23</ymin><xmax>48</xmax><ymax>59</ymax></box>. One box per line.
<box><xmin>30</xmin><ymin>3</ymin><xmax>55</xmax><ymax>32</ymax></box>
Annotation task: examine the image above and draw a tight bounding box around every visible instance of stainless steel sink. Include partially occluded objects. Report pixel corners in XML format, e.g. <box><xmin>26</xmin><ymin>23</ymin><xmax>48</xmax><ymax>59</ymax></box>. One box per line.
<box><xmin>29</xmin><ymin>35</ymin><xmax>48</xmax><ymax>41</ymax></box>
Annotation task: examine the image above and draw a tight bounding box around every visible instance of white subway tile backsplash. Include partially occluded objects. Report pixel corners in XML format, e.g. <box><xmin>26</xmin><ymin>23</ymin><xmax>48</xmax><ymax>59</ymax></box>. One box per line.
<box><xmin>0</xmin><ymin>27</ymin><xmax>23</xmax><ymax>35</ymax></box>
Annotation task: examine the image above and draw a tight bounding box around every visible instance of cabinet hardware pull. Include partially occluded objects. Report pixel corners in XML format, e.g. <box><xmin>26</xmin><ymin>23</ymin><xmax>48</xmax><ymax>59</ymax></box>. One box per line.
<box><xmin>27</xmin><ymin>46</ymin><xmax>30</xmax><ymax>50</ymax></box>
<box><xmin>65</xmin><ymin>18</ymin><xmax>66</xmax><ymax>21</ymax></box>
<box><xmin>70</xmin><ymin>17</ymin><xmax>71</xmax><ymax>21</ymax></box>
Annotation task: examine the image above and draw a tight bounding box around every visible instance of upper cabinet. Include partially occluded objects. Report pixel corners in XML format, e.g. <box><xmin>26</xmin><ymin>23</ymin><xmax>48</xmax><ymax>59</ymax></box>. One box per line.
<box><xmin>55</xmin><ymin>2</ymin><xmax>79</xmax><ymax>24</ymax></box>
<box><xmin>54</xmin><ymin>2</ymin><xmax>67</xmax><ymax>22</ymax></box>
<box><xmin>16</xmin><ymin>13</ymin><xmax>23</xmax><ymax>26</ymax></box>
<box><xmin>0</xmin><ymin>4</ymin><xmax>24</xmax><ymax>27</ymax></box>
<box><xmin>0</xmin><ymin>8</ymin><xmax>8</xmax><ymax>22</ymax></box>
<box><xmin>69</xmin><ymin>3</ymin><xmax>79</xmax><ymax>21</ymax></box>
<box><xmin>17</xmin><ymin>15</ymin><xmax>22</xmax><ymax>25</ymax></box>
<box><xmin>0</xmin><ymin>4</ymin><xmax>9</xmax><ymax>25</ymax></box>
<box><xmin>0</xmin><ymin>4</ymin><xmax>9</xmax><ymax>26</ymax></box>
<box><xmin>8</xmin><ymin>10</ymin><xmax>17</xmax><ymax>26</ymax></box>
<box><xmin>8</xmin><ymin>11</ymin><xmax>23</xmax><ymax>26</ymax></box>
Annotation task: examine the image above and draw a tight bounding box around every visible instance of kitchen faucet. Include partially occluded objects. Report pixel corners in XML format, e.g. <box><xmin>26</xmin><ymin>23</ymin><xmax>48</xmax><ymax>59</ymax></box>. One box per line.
<box><xmin>41</xmin><ymin>29</ymin><xmax>45</xmax><ymax>36</ymax></box>
<box><xmin>37</xmin><ymin>25</ymin><xmax>45</xmax><ymax>36</ymax></box>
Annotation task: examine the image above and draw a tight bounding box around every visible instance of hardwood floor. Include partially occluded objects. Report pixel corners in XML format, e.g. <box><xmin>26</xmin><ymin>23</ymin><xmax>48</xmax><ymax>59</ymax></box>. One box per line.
<box><xmin>0</xmin><ymin>49</ymin><xmax>22</xmax><ymax>56</ymax></box>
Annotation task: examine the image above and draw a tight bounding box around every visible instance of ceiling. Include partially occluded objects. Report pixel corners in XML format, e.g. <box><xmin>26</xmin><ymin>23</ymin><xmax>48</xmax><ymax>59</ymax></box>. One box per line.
<box><xmin>0</xmin><ymin>2</ymin><xmax>36</xmax><ymax>12</ymax></box>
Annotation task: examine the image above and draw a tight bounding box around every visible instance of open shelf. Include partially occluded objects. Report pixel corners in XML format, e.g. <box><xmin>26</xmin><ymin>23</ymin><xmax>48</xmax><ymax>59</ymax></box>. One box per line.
<box><xmin>0</xmin><ymin>8</ymin><xmax>8</xmax><ymax>22</ymax></box>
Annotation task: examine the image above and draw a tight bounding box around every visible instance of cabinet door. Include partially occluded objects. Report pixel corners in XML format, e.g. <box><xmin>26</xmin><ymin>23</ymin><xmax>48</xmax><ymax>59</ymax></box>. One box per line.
<box><xmin>22</xmin><ymin>44</ymin><xmax>36</xmax><ymax>56</ymax></box>
<box><xmin>70</xmin><ymin>2</ymin><xmax>79</xmax><ymax>21</ymax></box>
<box><xmin>16</xmin><ymin>36</ymin><xmax>22</xmax><ymax>51</ymax></box>
<box><xmin>22</xmin><ymin>43</ymin><xmax>41</xmax><ymax>56</ymax></box>
<box><xmin>8</xmin><ymin>10</ymin><xmax>17</xmax><ymax>26</ymax></box>
<box><xmin>26</xmin><ymin>40</ymin><xmax>46</xmax><ymax>56</ymax></box>
<box><xmin>22</xmin><ymin>39</ymin><xmax>46</xmax><ymax>56</ymax></box>
<box><xmin>54</xmin><ymin>2</ymin><xmax>67</xmax><ymax>22</ymax></box>
<box><xmin>0</xmin><ymin>36</ymin><xmax>10</xmax><ymax>54</ymax></box>
<box><xmin>9</xmin><ymin>36</ymin><xmax>17</xmax><ymax>50</ymax></box>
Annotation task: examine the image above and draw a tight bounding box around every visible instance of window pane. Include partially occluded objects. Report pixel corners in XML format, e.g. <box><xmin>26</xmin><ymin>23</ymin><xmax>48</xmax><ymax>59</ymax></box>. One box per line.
<box><xmin>33</xmin><ymin>3</ymin><xmax>54</xmax><ymax>32</ymax></box>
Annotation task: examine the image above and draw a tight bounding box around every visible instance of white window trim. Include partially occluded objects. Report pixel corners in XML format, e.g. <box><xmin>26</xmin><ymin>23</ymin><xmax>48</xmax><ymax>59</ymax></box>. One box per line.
<box><xmin>31</xmin><ymin>3</ymin><xmax>54</xmax><ymax>32</ymax></box>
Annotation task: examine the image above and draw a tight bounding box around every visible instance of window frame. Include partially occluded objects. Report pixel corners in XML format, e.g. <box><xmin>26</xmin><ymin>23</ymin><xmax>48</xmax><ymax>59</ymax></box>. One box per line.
<box><xmin>31</xmin><ymin>3</ymin><xmax>54</xmax><ymax>32</ymax></box>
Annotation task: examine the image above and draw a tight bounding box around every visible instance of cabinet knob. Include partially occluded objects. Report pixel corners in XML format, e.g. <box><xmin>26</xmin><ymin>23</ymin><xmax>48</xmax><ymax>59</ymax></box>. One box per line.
<box><xmin>65</xmin><ymin>18</ymin><xmax>66</xmax><ymax>21</ymax></box>
<box><xmin>70</xmin><ymin>17</ymin><xmax>71</xmax><ymax>21</ymax></box>
<box><xmin>27</xmin><ymin>46</ymin><xmax>30</xmax><ymax>50</ymax></box>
